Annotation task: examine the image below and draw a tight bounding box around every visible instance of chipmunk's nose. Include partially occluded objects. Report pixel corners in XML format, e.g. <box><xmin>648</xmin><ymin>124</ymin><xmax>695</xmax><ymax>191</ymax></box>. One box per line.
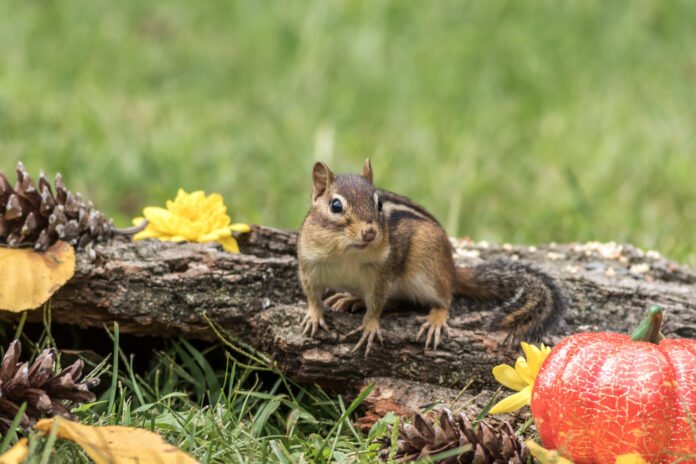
<box><xmin>361</xmin><ymin>226</ymin><xmax>377</xmax><ymax>243</ymax></box>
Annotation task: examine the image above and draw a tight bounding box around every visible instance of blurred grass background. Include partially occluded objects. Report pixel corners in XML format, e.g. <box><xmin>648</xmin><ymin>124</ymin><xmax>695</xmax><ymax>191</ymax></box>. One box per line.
<box><xmin>1</xmin><ymin>0</ymin><xmax>695</xmax><ymax>264</ymax></box>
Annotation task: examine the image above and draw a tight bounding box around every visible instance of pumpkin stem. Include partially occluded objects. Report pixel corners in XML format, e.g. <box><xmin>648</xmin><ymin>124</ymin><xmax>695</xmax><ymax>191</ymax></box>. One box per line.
<box><xmin>630</xmin><ymin>305</ymin><xmax>665</xmax><ymax>344</ymax></box>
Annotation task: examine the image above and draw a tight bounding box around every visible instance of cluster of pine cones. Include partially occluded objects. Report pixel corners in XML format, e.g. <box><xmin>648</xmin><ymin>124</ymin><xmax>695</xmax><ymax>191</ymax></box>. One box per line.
<box><xmin>0</xmin><ymin>162</ymin><xmax>115</xmax><ymax>250</ymax></box>
<box><xmin>0</xmin><ymin>340</ymin><xmax>99</xmax><ymax>433</ymax></box>
<box><xmin>380</xmin><ymin>408</ymin><xmax>529</xmax><ymax>464</ymax></box>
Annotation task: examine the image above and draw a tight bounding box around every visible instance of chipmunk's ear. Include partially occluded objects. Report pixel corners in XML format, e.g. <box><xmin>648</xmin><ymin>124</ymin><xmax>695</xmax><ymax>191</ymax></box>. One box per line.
<box><xmin>312</xmin><ymin>162</ymin><xmax>335</xmax><ymax>201</ymax></box>
<box><xmin>361</xmin><ymin>158</ymin><xmax>373</xmax><ymax>183</ymax></box>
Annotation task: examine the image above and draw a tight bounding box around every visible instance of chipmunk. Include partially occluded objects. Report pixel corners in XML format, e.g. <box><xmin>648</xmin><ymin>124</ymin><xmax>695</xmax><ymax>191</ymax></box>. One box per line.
<box><xmin>297</xmin><ymin>159</ymin><xmax>565</xmax><ymax>356</ymax></box>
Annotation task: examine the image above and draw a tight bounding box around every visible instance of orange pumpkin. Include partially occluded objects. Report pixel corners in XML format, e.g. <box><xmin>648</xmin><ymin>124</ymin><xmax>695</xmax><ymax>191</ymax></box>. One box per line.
<box><xmin>531</xmin><ymin>307</ymin><xmax>696</xmax><ymax>463</ymax></box>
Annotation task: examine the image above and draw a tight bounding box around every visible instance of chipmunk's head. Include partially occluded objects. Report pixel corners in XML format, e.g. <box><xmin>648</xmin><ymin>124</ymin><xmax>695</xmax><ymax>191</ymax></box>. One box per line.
<box><xmin>305</xmin><ymin>159</ymin><xmax>386</xmax><ymax>254</ymax></box>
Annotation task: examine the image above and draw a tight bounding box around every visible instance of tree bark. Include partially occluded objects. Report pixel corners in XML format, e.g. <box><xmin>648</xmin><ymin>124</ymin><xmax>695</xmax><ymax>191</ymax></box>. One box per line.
<box><xmin>4</xmin><ymin>226</ymin><xmax>696</xmax><ymax>397</ymax></box>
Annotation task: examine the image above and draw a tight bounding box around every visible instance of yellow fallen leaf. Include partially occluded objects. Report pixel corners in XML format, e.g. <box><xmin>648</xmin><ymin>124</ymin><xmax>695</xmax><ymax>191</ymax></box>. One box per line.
<box><xmin>0</xmin><ymin>438</ymin><xmax>28</xmax><ymax>464</ymax></box>
<box><xmin>35</xmin><ymin>417</ymin><xmax>198</xmax><ymax>464</ymax></box>
<box><xmin>615</xmin><ymin>453</ymin><xmax>647</xmax><ymax>464</ymax></box>
<box><xmin>525</xmin><ymin>442</ymin><xmax>646</xmax><ymax>464</ymax></box>
<box><xmin>0</xmin><ymin>241</ymin><xmax>75</xmax><ymax>312</ymax></box>
<box><xmin>525</xmin><ymin>440</ymin><xmax>574</xmax><ymax>464</ymax></box>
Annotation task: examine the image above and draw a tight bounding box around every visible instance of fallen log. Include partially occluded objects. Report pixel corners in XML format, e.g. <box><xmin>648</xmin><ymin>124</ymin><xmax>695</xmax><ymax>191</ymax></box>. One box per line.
<box><xmin>4</xmin><ymin>226</ymin><xmax>695</xmax><ymax>397</ymax></box>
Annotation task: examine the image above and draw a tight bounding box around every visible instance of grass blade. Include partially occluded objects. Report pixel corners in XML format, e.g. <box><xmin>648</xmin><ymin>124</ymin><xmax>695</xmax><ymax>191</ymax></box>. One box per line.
<box><xmin>316</xmin><ymin>383</ymin><xmax>374</xmax><ymax>461</ymax></box>
<box><xmin>0</xmin><ymin>402</ymin><xmax>27</xmax><ymax>453</ymax></box>
<box><xmin>107</xmin><ymin>322</ymin><xmax>119</xmax><ymax>418</ymax></box>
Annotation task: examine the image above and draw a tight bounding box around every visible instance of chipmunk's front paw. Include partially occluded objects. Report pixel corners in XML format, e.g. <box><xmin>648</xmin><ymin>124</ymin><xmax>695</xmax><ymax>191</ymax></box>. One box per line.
<box><xmin>416</xmin><ymin>308</ymin><xmax>450</xmax><ymax>350</ymax></box>
<box><xmin>348</xmin><ymin>319</ymin><xmax>383</xmax><ymax>358</ymax></box>
<box><xmin>324</xmin><ymin>292</ymin><xmax>366</xmax><ymax>313</ymax></box>
<box><xmin>301</xmin><ymin>310</ymin><xmax>329</xmax><ymax>337</ymax></box>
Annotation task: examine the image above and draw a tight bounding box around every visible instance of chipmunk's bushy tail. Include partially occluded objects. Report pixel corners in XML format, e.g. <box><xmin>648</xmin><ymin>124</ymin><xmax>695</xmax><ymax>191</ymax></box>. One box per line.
<box><xmin>455</xmin><ymin>259</ymin><xmax>566</xmax><ymax>341</ymax></box>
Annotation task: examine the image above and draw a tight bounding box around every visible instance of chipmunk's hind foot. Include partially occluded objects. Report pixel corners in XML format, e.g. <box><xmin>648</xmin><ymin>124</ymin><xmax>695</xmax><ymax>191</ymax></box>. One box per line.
<box><xmin>324</xmin><ymin>292</ymin><xmax>366</xmax><ymax>313</ymax></box>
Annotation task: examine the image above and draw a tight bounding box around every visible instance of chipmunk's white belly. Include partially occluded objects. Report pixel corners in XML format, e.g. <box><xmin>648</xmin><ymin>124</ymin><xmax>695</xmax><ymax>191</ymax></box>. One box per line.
<box><xmin>307</xmin><ymin>259</ymin><xmax>380</xmax><ymax>295</ymax></box>
<box><xmin>388</xmin><ymin>272</ymin><xmax>440</xmax><ymax>305</ymax></box>
<box><xmin>306</xmin><ymin>259</ymin><xmax>440</xmax><ymax>304</ymax></box>
<box><xmin>301</xmin><ymin>238</ymin><xmax>390</xmax><ymax>296</ymax></box>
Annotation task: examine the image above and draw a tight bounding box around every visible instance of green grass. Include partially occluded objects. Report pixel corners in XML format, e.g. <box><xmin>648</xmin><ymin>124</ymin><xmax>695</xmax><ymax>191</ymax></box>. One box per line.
<box><xmin>1</xmin><ymin>0</ymin><xmax>695</xmax><ymax>264</ymax></box>
<box><xmin>2</xmin><ymin>324</ymin><xmax>392</xmax><ymax>463</ymax></box>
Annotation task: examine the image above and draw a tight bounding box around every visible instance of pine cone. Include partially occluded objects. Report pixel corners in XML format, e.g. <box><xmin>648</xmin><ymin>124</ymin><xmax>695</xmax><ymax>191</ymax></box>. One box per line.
<box><xmin>0</xmin><ymin>162</ymin><xmax>116</xmax><ymax>250</ymax></box>
<box><xmin>0</xmin><ymin>340</ymin><xmax>100</xmax><ymax>433</ymax></box>
<box><xmin>381</xmin><ymin>408</ymin><xmax>530</xmax><ymax>464</ymax></box>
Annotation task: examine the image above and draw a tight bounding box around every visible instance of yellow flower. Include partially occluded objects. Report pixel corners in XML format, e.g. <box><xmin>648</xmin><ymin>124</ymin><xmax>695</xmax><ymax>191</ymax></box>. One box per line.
<box><xmin>132</xmin><ymin>189</ymin><xmax>251</xmax><ymax>253</ymax></box>
<box><xmin>489</xmin><ymin>342</ymin><xmax>551</xmax><ymax>414</ymax></box>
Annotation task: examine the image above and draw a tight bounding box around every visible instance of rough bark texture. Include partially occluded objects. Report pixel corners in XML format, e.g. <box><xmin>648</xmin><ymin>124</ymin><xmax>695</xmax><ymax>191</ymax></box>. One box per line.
<box><xmin>4</xmin><ymin>226</ymin><xmax>695</xmax><ymax>400</ymax></box>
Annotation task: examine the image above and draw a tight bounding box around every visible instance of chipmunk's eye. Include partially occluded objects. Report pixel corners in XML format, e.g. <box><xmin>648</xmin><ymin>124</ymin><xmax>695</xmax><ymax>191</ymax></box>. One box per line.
<box><xmin>377</xmin><ymin>198</ymin><xmax>383</xmax><ymax>213</ymax></box>
<box><xmin>330</xmin><ymin>198</ymin><xmax>344</xmax><ymax>214</ymax></box>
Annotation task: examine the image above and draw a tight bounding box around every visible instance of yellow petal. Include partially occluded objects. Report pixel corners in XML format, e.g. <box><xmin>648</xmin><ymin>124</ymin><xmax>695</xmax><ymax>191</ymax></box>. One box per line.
<box><xmin>188</xmin><ymin>190</ymin><xmax>205</xmax><ymax>200</ymax></box>
<box><xmin>489</xmin><ymin>386</ymin><xmax>532</xmax><ymax>414</ymax></box>
<box><xmin>515</xmin><ymin>356</ymin><xmax>535</xmax><ymax>385</ymax></box>
<box><xmin>0</xmin><ymin>241</ymin><xmax>76</xmax><ymax>312</ymax></box>
<box><xmin>199</xmin><ymin>228</ymin><xmax>231</xmax><ymax>242</ymax></box>
<box><xmin>142</xmin><ymin>207</ymin><xmax>174</xmax><ymax>230</ymax></box>
<box><xmin>0</xmin><ymin>438</ymin><xmax>28</xmax><ymax>464</ymax></box>
<box><xmin>521</xmin><ymin>342</ymin><xmax>542</xmax><ymax>375</ymax></box>
<box><xmin>230</xmin><ymin>223</ymin><xmax>252</xmax><ymax>233</ymax></box>
<box><xmin>616</xmin><ymin>453</ymin><xmax>648</xmax><ymax>464</ymax></box>
<box><xmin>521</xmin><ymin>342</ymin><xmax>551</xmax><ymax>378</ymax></box>
<box><xmin>174</xmin><ymin>189</ymin><xmax>191</xmax><ymax>204</ymax></box>
<box><xmin>132</xmin><ymin>217</ymin><xmax>145</xmax><ymax>227</ymax></box>
<box><xmin>492</xmin><ymin>364</ymin><xmax>527</xmax><ymax>391</ymax></box>
<box><xmin>206</xmin><ymin>193</ymin><xmax>224</xmax><ymax>207</ymax></box>
<box><xmin>540</xmin><ymin>343</ymin><xmax>552</xmax><ymax>356</ymax></box>
<box><xmin>132</xmin><ymin>229</ymin><xmax>163</xmax><ymax>241</ymax></box>
<box><xmin>218</xmin><ymin>236</ymin><xmax>240</xmax><ymax>253</ymax></box>
<box><xmin>525</xmin><ymin>440</ymin><xmax>574</xmax><ymax>464</ymax></box>
<box><xmin>35</xmin><ymin>417</ymin><xmax>198</xmax><ymax>464</ymax></box>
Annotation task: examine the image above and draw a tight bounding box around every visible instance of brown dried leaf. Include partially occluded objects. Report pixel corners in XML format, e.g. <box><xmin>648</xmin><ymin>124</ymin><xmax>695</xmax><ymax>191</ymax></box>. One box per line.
<box><xmin>0</xmin><ymin>240</ymin><xmax>75</xmax><ymax>311</ymax></box>
<box><xmin>35</xmin><ymin>417</ymin><xmax>199</xmax><ymax>464</ymax></box>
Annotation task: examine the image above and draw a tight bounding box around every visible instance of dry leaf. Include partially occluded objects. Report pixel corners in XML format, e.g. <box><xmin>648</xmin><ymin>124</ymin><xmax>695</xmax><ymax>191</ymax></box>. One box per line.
<box><xmin>526</xmin><ymin>441</ymin><xmax>648</xmax><ymax>464</ymax></box>
<box><xmin>525</xmin><ymin>440</ymin><xmax>574</xmax><ymax>464</ymax></box>
<box><xmin>354</xmin><ymin>385</ymin><xmax>412</xmax><ymax>432</ymax></box>
<box><xmin>35</xmin><ymin>417</ymin><xmax>198</xmax><ymax>464</ymax></box>
<box><xmin>0</xmin><ymin>240</ymin><xmax>75</xmax><ymax>312</ymax></box>
<box><xmin>615</xmin><ymin>453</ymin><xmax>648</xmax><ymax>464</ymax></box>
<box><xmin>0</xmin><ymin>438</ymin><xmax>28</xmax><ymax>464</ymax></box>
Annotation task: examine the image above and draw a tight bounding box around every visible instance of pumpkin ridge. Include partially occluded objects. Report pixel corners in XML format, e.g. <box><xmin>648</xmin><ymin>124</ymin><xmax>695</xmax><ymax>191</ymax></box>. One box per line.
<box><xmin>591</xmin><ymin>337</ymin><xmax>630</xmax><ymax>464</ymax></box>
<box><xmin>536</xmin><ymin>333</ymin><xmax>627</xmax><ymax>462</ymax></box>
<box><xmin>658</xmin><ymin>342</ymin><xmax>683</xmax><ymax>463</ymax></box>
<box><xmin>659</xmin><ymin>340</ymin><xmax>696</xmax><ymax>462</ymax></box>
<box><xmin>534</xmin><ymin>334</ymin><xmax>588</xmax><ymax>450</ymax></box>
<box><xmin>563</xmin><ymin>334</ymin><xmax>615</xmax><ymax>460</ymax></box>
